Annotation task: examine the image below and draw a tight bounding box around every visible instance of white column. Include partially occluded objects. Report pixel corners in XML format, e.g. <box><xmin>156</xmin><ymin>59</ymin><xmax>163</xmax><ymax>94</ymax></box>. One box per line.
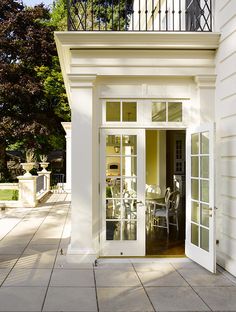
<box><xmin>194</xmin><ymin>75</ymin><xmax>216</xmax><ymax>123</ymax></box>
<box><xmin>62</xmin><ymin>122</ymin><xmax>71</xmax><ymax>192</ymax></box>
<box><xmin>68</xmin><ymin>75</ymin><xmax>97</xmax><ymax>262</ymax></box>
<box><xmin>18</xmin><ymin>175</ymin><xmax>38</xmax><ymax>207</ymax></box>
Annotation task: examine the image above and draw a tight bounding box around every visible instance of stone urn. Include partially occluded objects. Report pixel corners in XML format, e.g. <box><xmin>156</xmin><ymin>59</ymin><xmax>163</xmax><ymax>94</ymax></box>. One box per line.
<box><xmin>39</xmin><ymin>162</ymin><xmax>49</xmax><ymax>172</ymax></box>
<box><xmin>21</xmin><ymin>162</ymin><xmax>35</xmax><ymax>177</ymax></box>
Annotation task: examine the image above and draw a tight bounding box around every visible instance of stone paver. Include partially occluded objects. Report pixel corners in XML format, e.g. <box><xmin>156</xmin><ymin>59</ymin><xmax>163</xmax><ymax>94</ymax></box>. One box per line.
<box><xmin>0</xmin><ymin>192</ymin><xmax>236</xmax><ymax>312</ymax></box>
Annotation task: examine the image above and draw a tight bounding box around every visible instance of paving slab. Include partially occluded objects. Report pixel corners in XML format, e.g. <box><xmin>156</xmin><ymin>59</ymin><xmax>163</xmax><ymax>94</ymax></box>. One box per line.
<box><xmin>0</xmin><ymin>286</ymin><xmax>47</xmax><ymax>311</ymax></box>
<box><xmin>3</xmin><ymin>268</ymin><xmax>52</xmax><ymax>286</ymax></box>
<box><xmin>146</xmin><ymin>286</ymin><xmax>210</xmax><ymax>311</ymax></box>
<box><xmin>43</xmin><ymin>286</ymin><xmax>97</xmax><ymax>312</ymax></box>
<box><xmin>95</xmin><ymin>268</ymin><xmax>141</xmax><ymax>287</ymax></box>
<box><xmin>50</xmin><ymin>268</ymin><xmax>95</xmax><ymax>287</ymax></box>
<box><xmin>194</xmin><ymin>286</ymin><xmax>236</xmax><ymax>311</ymax></box>
<box><xmin>97</xmin><ymin>286</ymin><xmax>154</xmax><ymax>312</ymax></box>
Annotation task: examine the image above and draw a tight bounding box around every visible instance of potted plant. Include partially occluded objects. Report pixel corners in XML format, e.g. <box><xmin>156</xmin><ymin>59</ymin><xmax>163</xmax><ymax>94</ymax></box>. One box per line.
<box><xmin>21</xmin><ymin>149</ymin><xmax>37</xmax><ymax>177</ymax></box>
<box><xmin>39</xmin><ymin>154</ymin><xmax>49</xmax><ymax>172</ymax></box>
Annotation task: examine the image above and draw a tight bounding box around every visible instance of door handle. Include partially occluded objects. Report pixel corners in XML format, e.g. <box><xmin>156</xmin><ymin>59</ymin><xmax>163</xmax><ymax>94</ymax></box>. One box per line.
<box><xmin>209</xmin><ymin>207</ymin><xmax>217</xmax><ymax>217</ymax></box>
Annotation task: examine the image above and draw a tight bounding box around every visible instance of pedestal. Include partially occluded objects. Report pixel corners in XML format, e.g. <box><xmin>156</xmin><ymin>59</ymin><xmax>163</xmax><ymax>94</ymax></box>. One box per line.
<box><xmin>17</xmin><ymin>175</ymin><xmax>38</xmax><ymax>207</ymax></box>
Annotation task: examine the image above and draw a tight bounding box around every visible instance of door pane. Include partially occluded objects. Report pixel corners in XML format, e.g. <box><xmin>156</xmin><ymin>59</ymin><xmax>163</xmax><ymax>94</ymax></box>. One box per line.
<box><xmin>200</xmin><ymin>227</ymin><xmax>209</xmax><ymax>252</ymax></box>
<box><xmin>106</xmin><ymin>157</ymin><xmax>120</xmax><ymax>176</ymax></box>
<box><xmin>191</xmin><ymin>179</ymin><xmax>199</xmax><ymax>200</ymax></box>
<box><xmin>191</xmin><ymin>156</ymin><xmax>199</xmax><ymax>177</ymax></box>
<box><xmin>106</xmin><ymin>102</ymin><xmax>120</xmax><ymax>121</ymax></box>
<box><xmin>122</xmin><ymin>102</ymin><xmax>137</xmax><ymax>122</ymax></box>
<box><xmin>191</xmin><ymin>133</ymin><xmax>199</xmax><ymax>155</ymax></box>
<box><xmin>106</xmin><ymin>199</ymin><xmax>121</xmax><ymax>219</ymax></box>
<box><xmin>106</xmin><ymin>135</ymin><xmax>121</xmax><ymax>155</ymax></box>
<box><xmin>201</xmin><ymin>156</ymin><xmax>209</xmax><ymax>178</ymax></box>
<box><xmin>201</xmin><ymin>180</ymin><xmax>209</xmax><ymax>203</ymax></box>
<box><xmin>152</xmin><ymin>102</ymin><xmax>166</xmax><ymax>121</ymax></box>
<box><xmin>123</xmin><ymin>200</ymin><xmax>137</xmax><ymax>219</ymax></box>
<box><xmin>122</xmin><ymin>157</ymin><xmax>137</xmax><ymax>176</ymax></box>
<box><xmin>191</xmin><ymin>223</ymin><xmax>199</xmax><ymax>246</ymax></box>
<box><xmin>200</xmin><ymin>203</ymin><xmax>209</xmax><ymax>227</ymax></box>
<box><xmin>106</xmin><ymin>178</ymin><xmax>121</xmax><ymax>198</ymax></box>
<box><xmin>168</xmin><ymin>102</ymin><xmax>182</xmax><ymax>122</ymax></box>
<box><xmin>201</xmin><ymin>132</ymin><xmax>209</xmax><ymax>154</ymax></box>
<box><xmin>106</xmin><ymin>221</ymin><xmax>121</xmax><ymax>240</ymax></box>
<box><xmin>191</xmin><ymin>201</ymin><xmax>199</xmax><ymax>223</ymax></box>
<box><xmin>123</xmin><ymin>178</ymin><xmax>137</xmax><ymax>197</ymax></box>
<box><xmin>122</xmin><ymin>221</ymin><xmax>137</xmax><ymax>240</ymax></box>
<box><xmin>122</xmin><ymin>135</ymin><xmax>137</xmax><ymax>155</ymax></box>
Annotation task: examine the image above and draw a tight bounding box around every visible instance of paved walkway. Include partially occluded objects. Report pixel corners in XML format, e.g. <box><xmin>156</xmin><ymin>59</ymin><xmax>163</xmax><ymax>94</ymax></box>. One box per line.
<box><xmin>0</xmin><ymin>193</ymin><xmax>236</xmax><ymax>312</ymax></box>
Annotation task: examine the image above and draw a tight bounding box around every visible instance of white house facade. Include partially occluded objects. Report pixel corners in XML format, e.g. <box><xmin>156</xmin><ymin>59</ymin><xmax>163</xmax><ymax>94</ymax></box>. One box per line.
<box><xmin>55</xmin><ymin>0</ymin><xmax>236</xmax><ymax>276</ymax></box>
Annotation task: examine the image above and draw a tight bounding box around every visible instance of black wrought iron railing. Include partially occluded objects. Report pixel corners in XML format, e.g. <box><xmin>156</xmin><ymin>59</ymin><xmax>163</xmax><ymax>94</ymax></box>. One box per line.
<box><xmin>67</xmin><ymin>0</ymin><xmax>212</xmax><ymax>32</ymax></box>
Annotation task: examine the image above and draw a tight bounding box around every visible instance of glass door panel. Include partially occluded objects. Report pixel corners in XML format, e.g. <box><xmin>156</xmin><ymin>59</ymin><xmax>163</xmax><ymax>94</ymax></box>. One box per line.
<box><xmin>101</xmin><ymin>129</ymin><xmax>145</xmax><ymax>256</ymax></box>
<box><xmin>186</xmin><ymin>124</ymin><xmax>215</xmax><ymax>273</ymax></box>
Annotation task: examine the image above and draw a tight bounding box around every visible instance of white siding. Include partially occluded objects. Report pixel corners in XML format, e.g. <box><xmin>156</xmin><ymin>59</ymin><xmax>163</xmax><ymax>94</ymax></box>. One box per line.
<box><xmin>215</xmin><ymin>0</ymin><xmax>236</xmax><ymax>276</ymax></box>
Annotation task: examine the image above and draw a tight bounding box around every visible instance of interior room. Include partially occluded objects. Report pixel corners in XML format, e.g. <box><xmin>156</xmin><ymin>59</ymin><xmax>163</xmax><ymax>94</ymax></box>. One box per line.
<box><xmin>145</xmin><ymin>129</ymin><xmax>186</xmax><ymax>256</ymax></box>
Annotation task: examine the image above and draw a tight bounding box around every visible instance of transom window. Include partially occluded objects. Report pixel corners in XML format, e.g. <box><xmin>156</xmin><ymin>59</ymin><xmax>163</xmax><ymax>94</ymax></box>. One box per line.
<box><xmin>104</xmin><ymin>100</ymin><xmax>184</xmax><ymax>124</ymax></box>
<box><xmin>106</xmin><ymin>101</ymin><xmax>137</xmax><ymax>122</ymax></box>
<box><xmin>152</xmin><ymin>101</ymin><xmax>182</xmax><ymax>122</ymax></box>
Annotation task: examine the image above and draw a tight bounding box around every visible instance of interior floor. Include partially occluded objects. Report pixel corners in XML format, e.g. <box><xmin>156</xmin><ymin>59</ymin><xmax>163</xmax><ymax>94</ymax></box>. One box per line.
<box><xmin>146</xmin><ymin>222</ymin><xmax>185</xmax><ymax>256</ymax></box>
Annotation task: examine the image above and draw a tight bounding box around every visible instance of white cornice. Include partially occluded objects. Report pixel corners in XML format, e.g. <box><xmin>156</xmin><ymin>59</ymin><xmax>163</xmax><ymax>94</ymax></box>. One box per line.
<box><xmin>61</xmin><ymin>122</ymin><xmax>71</xmax><ymax>133</ymax></box>
<box><xmin>195</xmin><ymin>75</ymin><xmax>217</xmax><ymax>88</ymax></box>
<box><xmin>55</xmin><ymin>31</ymin><xmax>220</xmax><ymax>50</ymax></box>
<box><xmin>67</xmin><ymin>74</ymin><xmax>97</xmax><ymax>88</ymax></box>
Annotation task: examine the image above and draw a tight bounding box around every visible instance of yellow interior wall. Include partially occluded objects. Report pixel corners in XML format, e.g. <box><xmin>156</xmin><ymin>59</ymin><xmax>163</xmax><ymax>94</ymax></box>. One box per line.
<box><xmin>146</xmin><ymin>130</ymin><xmax>157</xmax><ymax>185</ymax></box>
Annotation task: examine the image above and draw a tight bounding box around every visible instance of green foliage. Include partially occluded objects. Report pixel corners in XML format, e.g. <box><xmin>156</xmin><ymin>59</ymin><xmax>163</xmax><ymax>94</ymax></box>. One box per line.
<box><xmin>67</xmin><ymin>0</ymin><xmax>133</xmax><ymax>31</ymax></box>
<box><xmin>51</xmin><ymin>0</ymin><xmax>67</xmax><ymax>30</ymax></box>
<box><xmin>0</xmin><ymin>189</ymin><xmax>18</xmax><ymax>201</ymax></box>
<box><xmin>0</xmin><ymin>0</ymin><xmax>70</xmax><ymax>179</ymax></box>
<box><xmin>35</xmin><ymin>56</ymin><xmax>70</xmax><ymax>121</ymax></box>
<box><xmin>12</xmin><ymin>190</ymin><xmax>18</xmax><ymax>200</ymax></box>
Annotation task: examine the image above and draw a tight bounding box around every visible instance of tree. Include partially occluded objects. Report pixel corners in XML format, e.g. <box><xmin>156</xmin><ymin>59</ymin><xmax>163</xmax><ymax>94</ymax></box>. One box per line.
<box><xmin>65</xmin><ymin>0</ymin><xmax>133</xmax><ymax>31</ymax></box>
<box><xmin>0</xmin><ymin>0</ymin><xmax>70</xmax><ymax>180</ymax></box>
<box><xmin>51</xmin><ymin>0</ymin><xmax>67</xmax><ymax>30</ymax></box>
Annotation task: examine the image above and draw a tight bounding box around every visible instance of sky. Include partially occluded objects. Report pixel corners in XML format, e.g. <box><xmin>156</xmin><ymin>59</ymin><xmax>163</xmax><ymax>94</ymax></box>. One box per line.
<box><xmin>23</xmin><ymin>0</ymin><xmax>54</xmax><ymax>7</ymax></box>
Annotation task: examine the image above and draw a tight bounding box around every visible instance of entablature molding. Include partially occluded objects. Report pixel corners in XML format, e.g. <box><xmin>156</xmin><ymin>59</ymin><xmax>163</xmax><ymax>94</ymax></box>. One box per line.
<box><xmin>67</xmin><ymin>74</ymin><xmax>97</xmax><ymax>88</ymax></box>
<box><xmin>55</xmin><ymin>32</ymin><xmax>220</xmax><ymax>51</ymax></box>
<box><xmin>61</xmin><ymin>122</ymin><xmax>71</xmax><ymax>135</ymax></box>
<box><xmin>195</xmin><ymin>75</ymin><xmax>217</xmax><ymax>89</ymax></box>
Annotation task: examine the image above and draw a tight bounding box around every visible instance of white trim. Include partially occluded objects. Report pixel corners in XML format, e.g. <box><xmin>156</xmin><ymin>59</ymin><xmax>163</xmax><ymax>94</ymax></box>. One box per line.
<box><xmin>55</xmin><ymin>32</ymin><xmax>220</xmax><ymax>50</ymax></box>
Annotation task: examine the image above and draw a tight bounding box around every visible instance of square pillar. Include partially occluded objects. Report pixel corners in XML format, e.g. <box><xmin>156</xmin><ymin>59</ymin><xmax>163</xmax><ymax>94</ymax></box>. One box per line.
<box><xmin>62</xmin><ymin>122</ymin><xmax>71</xmax><ymax>192</ymax></box>
<box><xmin>37</xmin><ymin>171</ymin><xmax>51</xmax><ymax>192</ymax></box>
<box><xmin>68</xmin><ymin>74</ymin><xmax>97</xmax><ymax>262</ymax></box>
<box><xmin>18</xmin><ymin>175</ymin><xmax>38</xmax><ymax>207</ymax></box>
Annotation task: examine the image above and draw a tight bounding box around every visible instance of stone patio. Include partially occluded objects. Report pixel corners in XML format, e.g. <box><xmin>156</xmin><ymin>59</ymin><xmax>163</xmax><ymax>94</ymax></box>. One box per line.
<box><xmin>0</xmin><ymin>193</ymin><xmax>236</xmax><ymax>312</ymax></box>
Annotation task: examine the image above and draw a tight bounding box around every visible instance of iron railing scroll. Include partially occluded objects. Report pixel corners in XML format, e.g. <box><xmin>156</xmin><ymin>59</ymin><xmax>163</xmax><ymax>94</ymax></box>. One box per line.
<box><xmin>67</xmin><ymin>0</ymin><xmax>212</xmax><ymax>32</ymax></box>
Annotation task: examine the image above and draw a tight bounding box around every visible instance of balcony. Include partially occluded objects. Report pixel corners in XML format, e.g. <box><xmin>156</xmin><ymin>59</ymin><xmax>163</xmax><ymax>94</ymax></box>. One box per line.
<box><xmin>67</xmin><ymin>0</ymin><xmax>212</xmax><ymax>32</ymax></box>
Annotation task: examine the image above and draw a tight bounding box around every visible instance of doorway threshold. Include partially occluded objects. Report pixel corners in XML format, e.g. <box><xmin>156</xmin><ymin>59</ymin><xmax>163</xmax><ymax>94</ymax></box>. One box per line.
<box><xmin>100</xmin><ymin>255</ymin><xmax>186</xmax><ymax>258</ymax></box>
<box><xmin>96</xmin><ymin>257</ymin><xmax>190</xmax><ymax>264</ymax></box>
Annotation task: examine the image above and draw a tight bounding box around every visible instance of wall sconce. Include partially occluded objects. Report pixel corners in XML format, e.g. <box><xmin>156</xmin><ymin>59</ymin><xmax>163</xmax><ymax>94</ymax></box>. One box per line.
<box><xmin>114</xmin><ymin>145</ymin><xmax>120</xmax><ymax>153</ymax></box>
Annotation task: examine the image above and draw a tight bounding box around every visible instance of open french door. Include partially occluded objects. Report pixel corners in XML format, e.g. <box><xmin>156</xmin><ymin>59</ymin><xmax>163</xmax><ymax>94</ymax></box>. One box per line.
<box><xmin>100</xmin><ymin>129</ymin><xmax>146</xmax><ymax>256</ymax></box>
<box><xmin>186</xmin><ymin>123</ymin><xmax>216</xmax><ymax>273</ymax></box>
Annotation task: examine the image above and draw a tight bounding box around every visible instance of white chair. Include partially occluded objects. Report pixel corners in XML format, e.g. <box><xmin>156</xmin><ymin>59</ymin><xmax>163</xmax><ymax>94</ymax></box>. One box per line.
<box><xmin>152</xmin><ymin>190</ymin><xmax>180</xmax><ymax>234</ymax></box>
